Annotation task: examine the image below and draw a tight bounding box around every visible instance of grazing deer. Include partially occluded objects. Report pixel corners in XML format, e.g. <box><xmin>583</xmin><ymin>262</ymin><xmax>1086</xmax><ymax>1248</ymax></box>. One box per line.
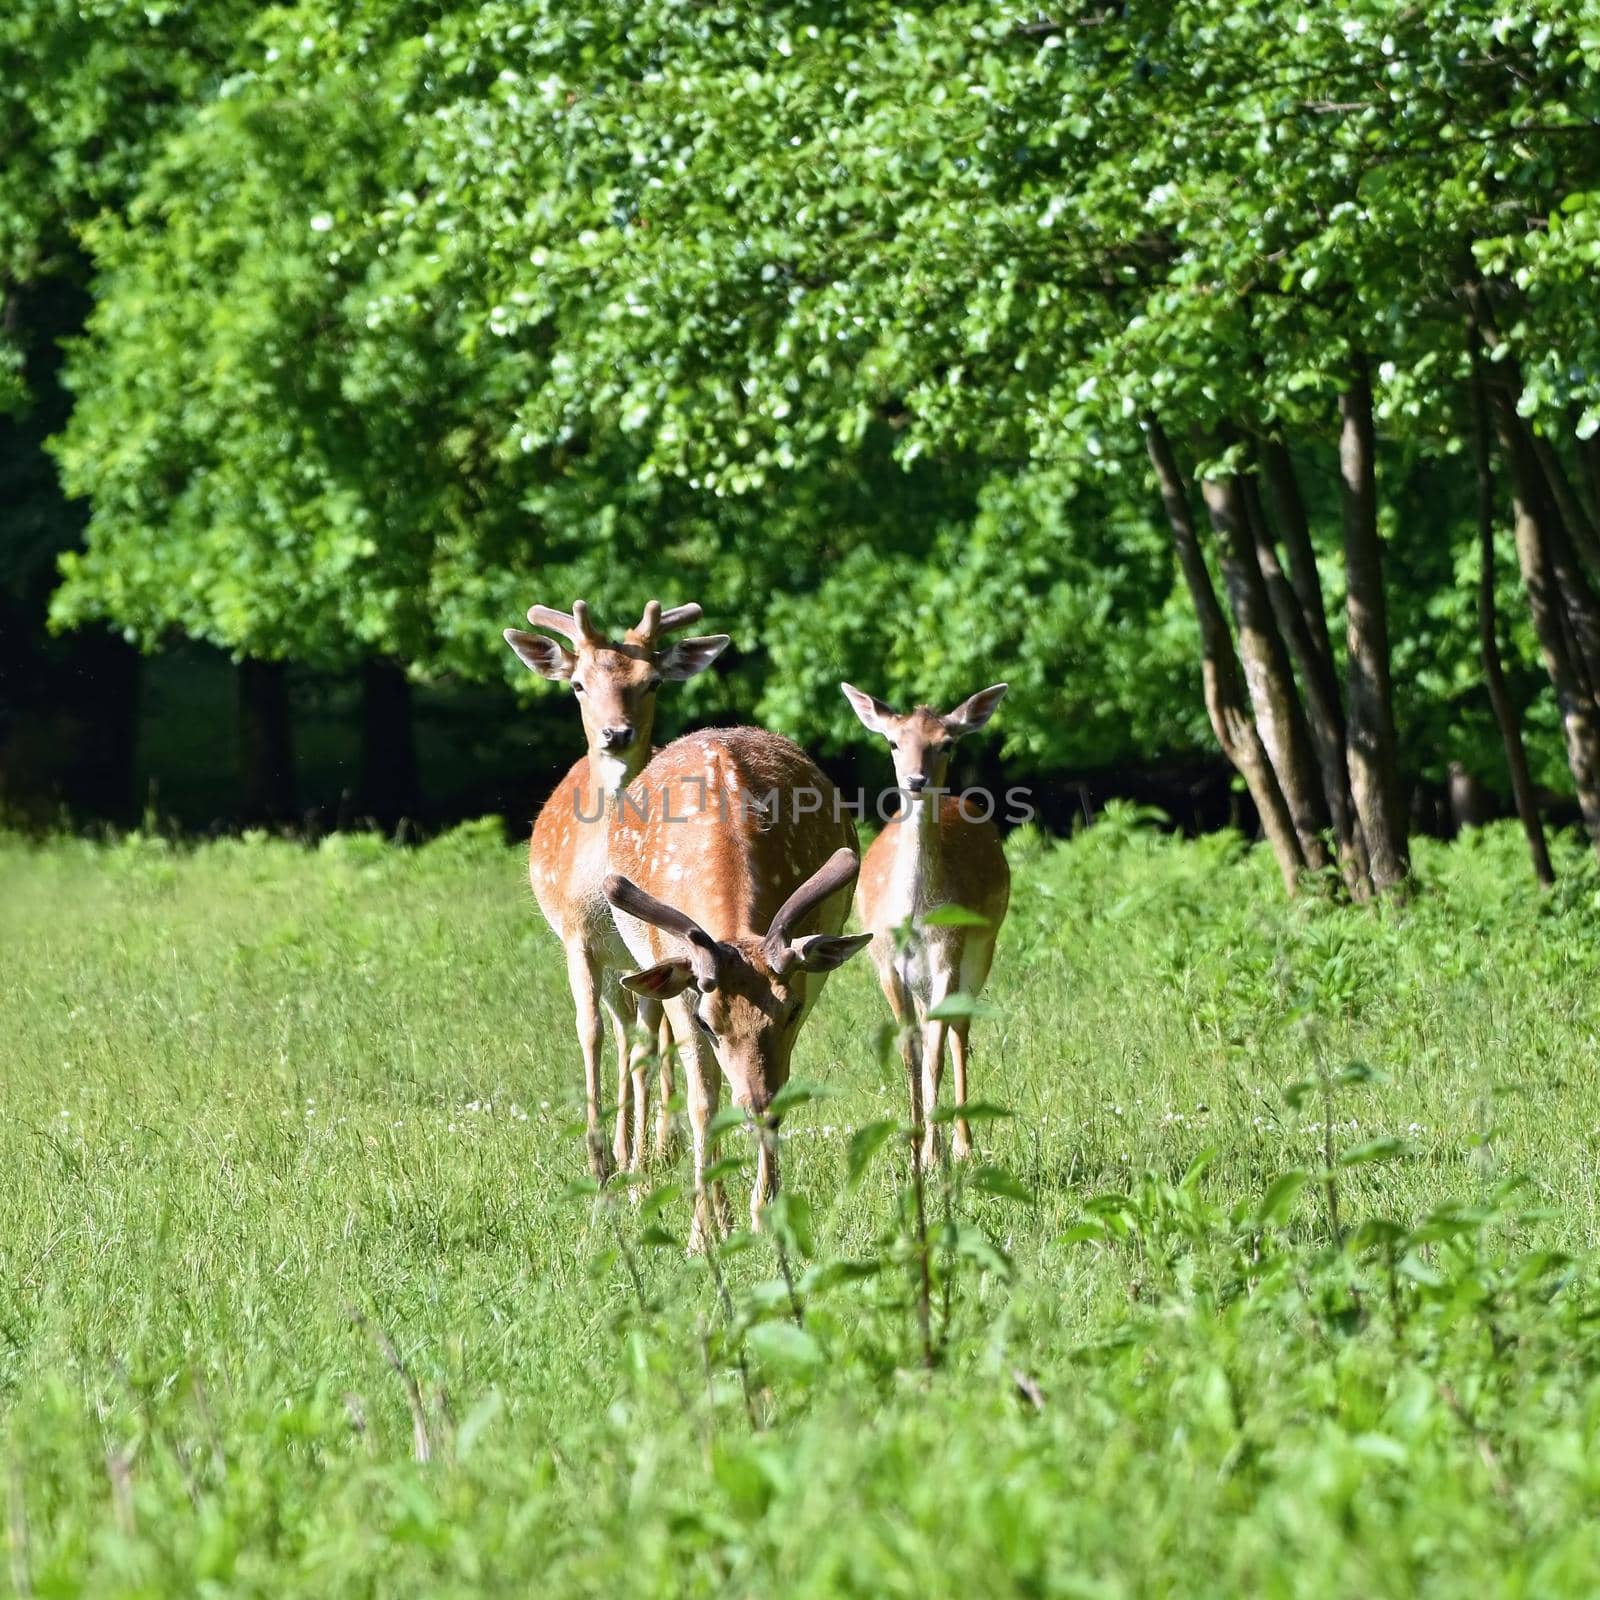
<box><xmin>504</xmin><ymin>600</ymin><xmax>729</xmax><ymax>1178</ymax></box>
<box><xmin>842</xmin><ymin>683</ymin><xmax>1010</xmax><ymax>1163</ymax></box>
<box><xmin>601</xmin><ymin>728</ymin><xmax>871</xmax><ymax>1243</ymax></box>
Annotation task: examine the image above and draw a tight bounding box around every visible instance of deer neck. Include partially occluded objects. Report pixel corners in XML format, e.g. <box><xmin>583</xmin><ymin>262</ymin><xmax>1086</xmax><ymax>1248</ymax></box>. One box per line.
<box><xmin>891</xmin><ymin>790</ymin><xmax>942</xmax><ymax>908</ymax></box>
<box><xmin>584</xmin><ymin>745</ymin><xmax>649</xmax><ymax>809</ymax></box>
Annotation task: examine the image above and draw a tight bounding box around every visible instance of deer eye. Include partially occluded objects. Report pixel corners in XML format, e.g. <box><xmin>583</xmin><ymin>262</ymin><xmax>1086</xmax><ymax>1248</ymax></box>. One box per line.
<box><xmin>693</xmin><ymin>1007</ymin><xmax>716</xmax><ymax>1038</ymax></box>
<box><xmin>572</xmin><ymin>680</ymin><xmax>585</xmax><ymax>694</ymax></box>
<box><xmin>645</xmin><ymin>676</ymin><xmax>662</xmax><ymax>693</ymax></box>
<box><xmin>887</xmin><ymin>740</ymin><xmax>898</xmax><ymax>751</ymax></box>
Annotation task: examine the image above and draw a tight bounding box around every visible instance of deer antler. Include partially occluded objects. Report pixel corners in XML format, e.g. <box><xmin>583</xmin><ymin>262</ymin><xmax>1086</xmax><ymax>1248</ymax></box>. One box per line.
<box><xmin>630</xmin><ymin>600</ymin><xmax>705</xmax><ymax>646</ymax></box>
<box><xmin>525</xmin><ymin>601</ymin><xmax>602</xmax><ymax>645</ymax></box>
<box><xmin>603</xmin><ymin>873</ymin><xmax>722</xmax><ymax>986</ymax></box>
<box><xmin>764</xmin><ymin>847</ymin><xmax>860</xmax><ymax>956</ymax></box>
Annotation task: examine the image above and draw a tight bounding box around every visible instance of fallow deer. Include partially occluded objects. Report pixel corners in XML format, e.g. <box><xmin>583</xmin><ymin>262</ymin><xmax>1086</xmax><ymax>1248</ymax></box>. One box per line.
<box><xmin>504</xmin><ymin>600</ymin><xmax>729</xmax><ymax>1178</ymax></box>
<box><xmin>601</xmin><ymin>728</ymin><xmax>871</xmax><ymax>1244</ymax></box>
<box><xmin>842</xmin><ymin>683</ymin><xmax>1010</xmax><ymax>1163</ymax></box>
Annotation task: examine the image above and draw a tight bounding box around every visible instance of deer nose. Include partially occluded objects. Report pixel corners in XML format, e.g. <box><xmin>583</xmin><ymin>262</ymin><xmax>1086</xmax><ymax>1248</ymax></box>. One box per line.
<box><xmin>906</xmin><ymin>774</ymin><xmax>928</xmax><ymax>793</ymax></box>
<box><xmin>600</xmin><ymin>724</ymin><xmax>635</xmax><ymax>751</ymax></box>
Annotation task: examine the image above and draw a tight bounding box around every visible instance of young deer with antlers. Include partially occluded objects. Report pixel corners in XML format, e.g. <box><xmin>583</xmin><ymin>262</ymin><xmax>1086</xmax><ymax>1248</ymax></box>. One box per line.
<box><xmin>504</xmin><ymin>600</ymin><xmax>729</xmax><ymax>1178</ymax></box>
<box><xmin>601</xmin><ymin>728</ymin><xmax>871</xmax><ymax>1244</ymax></box>
<box><xmin>842</xmin><ymin>683</ymin><xmax>1010</xmax><ymax>1163</ymax></box>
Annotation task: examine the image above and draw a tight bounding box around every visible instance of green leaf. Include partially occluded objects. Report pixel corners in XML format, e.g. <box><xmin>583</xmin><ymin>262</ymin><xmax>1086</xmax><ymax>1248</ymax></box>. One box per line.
<box><xmin>966</xmin><ymin>1164</ymin><xmax>1033</xmax><ymax>1204</ymax></box>
<box><xmin>762</xmin><ymin>1191</ymin><xmax>816</xmax><ymax>1258</ymax></box>
<box><xmin>745</xmin><ymin>1320</ymin><xmax>824</xmax><ymax>1375</ymax></box>
<box><xmin>1256</xmin><ymin>1170</ymin><xmax>1309</xmax><ymax>1227</ymax></box>
<box><xmin>1335</xmin><ymin>1061</ymin><xmax>1391</xmax><ymax>1088</ymax></box>
<box><xmin>799</xmin><ymin>1258</ymin><xmax>883</xmax><ymax>1293</ymax></box>
<box><xmin>770</xmin><ymin>1078</ymin><xmax>836</xmax><ymax>1117</ymax></box>
<box><xmin>927</xmin><ymin>992</ymin><xmax>999</xmax><ymax>1022</ymax></box>
<box><xmin>703</xmin><ymin>1153</ymin><xmax>749</xmax><ymax>1185</ymax></box>
<box><xmin>845</xmin><ymin>1119</ymin><xmax>900</xmax><ymax>1187</ymax></box>
<box><xmin>1058</xmin><ymin>1221</ymin><xmax>1107</xmax><ymax>1246</ymax></box>
<box><xmin>923</xmin><ymin>904</ymin><xmax>990</xmax><ymax>928</ymax></box>
<box><xmin>951</xmin><ymin>1222</ymin><xmax>1013</xmax><ymax>1279</ymax></box>
<box><xmin>455</xmin><ymin>1389</ymin><xmax>504</xmax><ymax>1461</ymax></box>
<box><xmin>929</xmin><ymin>1100</ymin><xmax>1012</xmax><ymax>1125</ymax></box>
<box><xmin>1339</xmin><ymin>1136</ymin><xmax>1412</xmax><ymax>1167</ymax></box>
<box><xmin>709</xmin><ymin>1105</ymin><xmax>751</xmax><ymax>1138</ymax></box>
<box><xmin>640</xmin><ymin>1182</ymin><xmax>682</xmax><ymax>1222</ymax></box>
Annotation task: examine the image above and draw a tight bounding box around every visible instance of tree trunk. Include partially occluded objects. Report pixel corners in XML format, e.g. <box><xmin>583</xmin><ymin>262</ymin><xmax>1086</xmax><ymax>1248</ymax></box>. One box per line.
<box><xmin>1193</xmin><ymin>442</ymin><xmax>1332</xmax><ymax>876</ymax></box>
<box><xmin>238</xmin><ymin>658</ymin><xmax>296</xmax><ymax>826</ymax></box>
<box><xmin>1485</xmin><ymin>393</ymin><xmax>1600</xmax><ymax>855</ymax></box>
<box><xmin>1469</xmin><ymin>280</ymin><xmax>1600</xmax><ymax>707</ymax></box>
<box><xmin>1258</xmin><ymin>436</ymin><xmax>1337</xmax><ymax>679</ymax></box>
<box><xmin>1472</xmin><ymin>364</ymin><xmax>1554</xmax><ymax>887</ymax></box>
<box><xmin>1337</xmin><ymin>357</ymin><xmax>1409</xmax><ymax>892</ymax></box>
<box><xmin>1241</xmin><ymin>467</ymin><xmax>1372</xmax><ymax>899</ymax></box>
<box><xmin>1144</xmin><ymin>417</ymin><xmax>1305</xmax><ymax>892</ymax></box>
<box><xmin>359</xmin><ymin>659</ymin><xmax>420</xmax><ymax>830</ymax></box>
<box><xmin>1530</xmin><ymin>433</ymin><xmax>1600</xmax><ymax>581</ymax></box>
<box><xmin>1580</xmin><ymin>435</ymin><xmax>1600</xmax><ymax>529</ymax></box>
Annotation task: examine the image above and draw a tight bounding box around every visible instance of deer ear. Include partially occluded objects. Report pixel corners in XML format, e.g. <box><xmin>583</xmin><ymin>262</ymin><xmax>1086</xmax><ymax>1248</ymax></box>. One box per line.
<box><xmin>789</xmin><ymin>932</ymin><xmax>873</xmax><ymax>973</ymax></box>
<box><xmin>841</xmin><ymin>683</ymin><xmax>896</xmax><ymax>735</ymax></box>
<box><xmin>619</xmin><ymin>959</ymin><xmax>696</xmax><ymax>999</ymax></box>
<box><xmin>505</xmin><ymin>628</ymin><xmax>576</xmax><ymax>681</ymax></box>
<box><xmin>658</xmin><ymin>634</ymin><xmax>730</xmax><ymax>681</ymax></box>
<box><xmin>944</xmin><ymin>683</ymin><xmax>1008</xmax><ymax>737</ymax></box>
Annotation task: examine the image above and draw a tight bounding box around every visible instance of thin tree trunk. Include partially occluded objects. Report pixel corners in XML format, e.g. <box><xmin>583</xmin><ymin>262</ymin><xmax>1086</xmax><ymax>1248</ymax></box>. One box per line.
<box><xmin>359</xmin><ymin>659</ymin><xmax>419</xmax><ymax>830</ymax></box>
<box><xmin>1241</xmin><ymin>467</ymin><xmax>1372</xmax><ymax>899</ymax></box>
<box><xmin>238</xmin><ymin>658</ymin><xmax>296</xmax><ymax>826</ymax></box>
<box><xmin>1472</xmin><ymin>364</ymin><xmax>1554</xmax><ymax>887</ymax></box>
<box><xmin>1469</xmin><ymin>282</ymin><xmax>1600</xmax><ymax>699</ymax></box>
<box><xmin>1580</xmin><ymin>435</ymin><xmax>1600</xmax><ymax>528</ymax></box>
<box><xmin>1337</xmin><ymin>356</ymin><xmax>1409</xmax><ymax>892</ymax></box>
<box><xmin>1258</xmin><ymin>436</ymin><xmax>1337</xmax><ymax>678</ymax></box>
<box><xmin>1144</xmin><ymin>417</ymin><xmax>1305</xmax><ymax>892</ymax></box>
<box><xmin>1530</xmin><ymin>433</ymin><xmax>1600</xmax><ymax>581</ymax></box>
<box><xmin>1484</xmin><ymin>391</ymin><xmax>1600</xmax><ymax>854</ymax></box>
<box><xmin>1193</xmin><ymin>440</ymin><xmax>1332</xmax><ymax>876</ymax></box>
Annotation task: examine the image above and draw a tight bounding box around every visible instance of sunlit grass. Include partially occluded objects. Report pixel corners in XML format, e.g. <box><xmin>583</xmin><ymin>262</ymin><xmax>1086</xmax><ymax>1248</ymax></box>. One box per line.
<box><xmin>4</xmin><ymin>811</ymin><xmax>1600</xmax><ymax>1596</ymax></box>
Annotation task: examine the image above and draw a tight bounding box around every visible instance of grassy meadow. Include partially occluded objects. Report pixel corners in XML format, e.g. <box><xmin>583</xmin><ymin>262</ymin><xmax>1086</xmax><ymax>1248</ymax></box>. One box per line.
<box><xmin>5</xmin><ymin>811</ymin><xmax>1600</xmax><ymax>1596</ymax></box>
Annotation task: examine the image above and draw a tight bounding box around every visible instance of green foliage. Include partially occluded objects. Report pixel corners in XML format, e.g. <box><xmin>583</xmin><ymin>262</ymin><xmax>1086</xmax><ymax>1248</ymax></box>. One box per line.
<box><xmin>26</xmin><ymin>0</ymin><xmax>1597</xmax><ymax>781</ymax></box>
<box><xmin>7</xmin><ymin>819</ymin><xmax>1600</xmax><ymax>1592</ymax></box>
<box><xmin>0</xmin><ymin>0</ymin><xmax>256</xmax><ymax>407</ymax></box>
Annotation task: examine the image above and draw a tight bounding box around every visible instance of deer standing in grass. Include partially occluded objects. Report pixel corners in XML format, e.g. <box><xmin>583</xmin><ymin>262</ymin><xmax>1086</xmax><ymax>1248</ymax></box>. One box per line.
<box><xmin>842</xmin><ymin>683</ymin><xmax>1010</xmax><ymax>1163</ymax></box>
<box><xmin>504</xmin><ymin>600</ymin><xmax>729</xmax><ymax>1179</ymax></box>
<box><xmin>601</xmin><ymin>728</ymin><xmax>871</xmax><ymax>1245</ymax></box>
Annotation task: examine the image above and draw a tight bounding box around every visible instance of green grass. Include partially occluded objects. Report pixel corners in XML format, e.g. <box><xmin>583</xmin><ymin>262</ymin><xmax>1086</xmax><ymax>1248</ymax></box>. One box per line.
<box><xmin>6</xmin><ymin>810</ymin><xmax>1600</xmax><ymax>1597</ymax></box>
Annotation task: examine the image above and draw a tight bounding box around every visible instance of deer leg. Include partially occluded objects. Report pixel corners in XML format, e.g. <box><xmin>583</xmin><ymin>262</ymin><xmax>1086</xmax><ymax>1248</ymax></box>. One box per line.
<box><xmin>949</xmin><ymin>1021</ymin><xmax>974</xmax><ymax>1160</ymax></box>
<box><xmin>920</xmin><ymin>1019</ymin><xmax>949</xmax><ymax>1168</ymax></box>
<box><xmin>626</xmin><ymin>996</ymin><xmax>662</xmax><ymax>1173</ymax></box>
<box><xmin>950</xmin><ymin>933</ymin><xmax>994</xmax><ymax>1162</ymax></box>
<box><xmin>752</xmin><ymin>1124</ymin><xmax>780</xmax><ymax>1231</ymax></box>
<box><xmin>879</xmin><ymin>957</ymin><xmax>924</xmax><ymax>1138</ymax></box>
<box><xmin>921</xmin><ymin>957</ymin><xmax>959</xmax><ymax>1167</ymax></box>
<box><xmin>566</xmin><ymin>945</ymin><xmax>612</xmax><ymax>1180</ymax></box>
<box><xmin>604</xmin><ymin>986</ymin><xmax>634</xmax><ymax>1172</ymax></box>
<box><xmin>671</xmin><ymin>997</ymin><xmax>725</xmax><ymax>1251</ymax></box>
<box><xmin>654</xmin><ymin>1012</ymin><xmax>676</xmax><ymax>1161</ymax></box>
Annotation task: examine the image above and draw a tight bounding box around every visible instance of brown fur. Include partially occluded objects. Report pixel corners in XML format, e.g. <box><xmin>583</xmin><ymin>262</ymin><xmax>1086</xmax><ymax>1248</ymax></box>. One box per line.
<box><xmin>841</xmin><ymin>682</ymin><xmax>1011</xmax><ymax>1160</ymax></box>
<box><xmin>607</xmin><ymin>727</ymin><xmax>868</xmax><ymax>1240</ymax></box>
<box><xmin>507</xmin><ymin>601</ymin><xmax>728</xmax><ymax>1178</ymax></box>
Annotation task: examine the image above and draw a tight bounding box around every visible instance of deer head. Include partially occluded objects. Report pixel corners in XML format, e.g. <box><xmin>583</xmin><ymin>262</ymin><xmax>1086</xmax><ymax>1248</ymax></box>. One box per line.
<box><xmin>504</xmin><ymin>599</ymin><xmax>729</xmax><ymax>779</ymax></box>
<box><xmin>603</xmin><ymin>847</ymin><xmax>870</xmax><ymax>1118</ymax></box>
<box><xmin>841</xmin><ymin>682</ymin><xmax>1008</xmax><ymax>796</ymax></box>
